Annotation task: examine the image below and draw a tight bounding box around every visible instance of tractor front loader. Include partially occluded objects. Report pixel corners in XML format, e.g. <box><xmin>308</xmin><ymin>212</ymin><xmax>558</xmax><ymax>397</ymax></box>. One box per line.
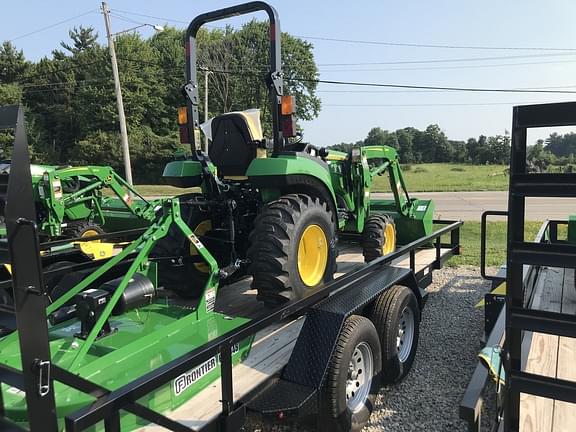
<box><xmin>162</xmin><ymin>1</ymin><xmax>434</xmax><ymax>306</ymax></box>
<box><xmin>0</xmin><ymin>162</ymin><xmax>152</xmax><ymax>240</ymax></box>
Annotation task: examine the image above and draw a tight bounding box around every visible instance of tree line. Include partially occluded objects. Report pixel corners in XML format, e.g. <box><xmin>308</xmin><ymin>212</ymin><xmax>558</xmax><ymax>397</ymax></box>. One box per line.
<box><xmin>0</xmin><ymin>22</ymin><xmax>319</xmax><ymax>182</ymax></box>
<box><xmin>329</xmin><ymin>125</ymin><xmax>512</xmax><ymax>165</ymax></box>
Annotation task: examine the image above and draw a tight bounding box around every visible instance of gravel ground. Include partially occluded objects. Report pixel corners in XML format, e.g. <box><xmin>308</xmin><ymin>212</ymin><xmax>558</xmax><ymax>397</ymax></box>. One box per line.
<box><xmin>246</xmin><ymin>266</ymin><xmax>494</xmax><ymax>432</ymax></box>
<box><xmin>364</xmin><ymin>265</ymin><xmax>493</xmax><ymax>432</ymax></box>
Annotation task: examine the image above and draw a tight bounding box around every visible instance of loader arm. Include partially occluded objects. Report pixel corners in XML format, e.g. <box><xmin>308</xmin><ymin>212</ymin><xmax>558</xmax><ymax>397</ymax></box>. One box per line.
<box><xmin>39</xmin><ymin>166</ymin><xmax>158</xmax><ymax>237</ymax></box>
<box><xmin>361</xmin><ymin>145</ymin><xmax>413</xmax><ymax>218</ymax></box>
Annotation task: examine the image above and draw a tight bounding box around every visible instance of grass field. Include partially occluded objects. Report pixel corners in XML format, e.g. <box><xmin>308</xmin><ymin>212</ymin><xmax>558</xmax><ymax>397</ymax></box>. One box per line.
<box><xmin>445</xmin><ymin>221</ymin><xmax>560</xmax><ymax>267</ymax></box>
<box><xmin>133</xmin><ymin>163</ymin><xmax>509</xmax><ymax>196</ymax></box>
<box><xmin>373</xmin><ymin>163</ymin><xmax>509</xmax><ymax>192</ymax></box>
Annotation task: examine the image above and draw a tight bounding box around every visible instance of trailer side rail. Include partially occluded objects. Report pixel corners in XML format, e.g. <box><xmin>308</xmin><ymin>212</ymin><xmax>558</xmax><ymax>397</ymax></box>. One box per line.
<box><xmin>61</xmin><ymin>219</ymin><xmax>461</xmax><ymax>432</ymax></box>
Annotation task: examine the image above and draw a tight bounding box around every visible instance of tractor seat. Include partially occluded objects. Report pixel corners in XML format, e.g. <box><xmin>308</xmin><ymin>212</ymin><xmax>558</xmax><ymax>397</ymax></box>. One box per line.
<box><xmin>205</xmin><ymin>110</ymin><xmax>264</xmax><ymax>177</ymax></box>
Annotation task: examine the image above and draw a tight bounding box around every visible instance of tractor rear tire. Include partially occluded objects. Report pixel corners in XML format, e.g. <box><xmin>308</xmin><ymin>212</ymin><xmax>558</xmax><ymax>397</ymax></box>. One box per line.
<box><xmin>248</xmin><ymin>194</ymin><xmax>337</xmax><ymax>306</ymax></box>
<box><xmin>153</xmin><ymin>195</ymin><xmax>212</xmax><ymax>298</ymax></box>
<box><xmin>361</xmin><ymin>214</ymin><xmax>396</xmax><ymax>263</ymax></box>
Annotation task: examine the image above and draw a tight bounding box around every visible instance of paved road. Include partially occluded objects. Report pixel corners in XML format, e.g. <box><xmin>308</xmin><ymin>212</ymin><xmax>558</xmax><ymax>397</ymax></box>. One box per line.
<box><xmin>373</xmin><ymin>191</ymin><xmax>576</xmax><ymax>221</ymax></box>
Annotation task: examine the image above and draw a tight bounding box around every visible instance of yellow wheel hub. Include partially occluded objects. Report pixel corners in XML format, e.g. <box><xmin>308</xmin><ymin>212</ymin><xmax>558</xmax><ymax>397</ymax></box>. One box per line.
<box><xmin>77</xmin><ymin>228</ymin><xmax>113</xmax><ymax>260</ymax></box>
<box><xmin>190</xmin><ymin>220</ymin><xmax>212</xmax><ymax>273</ymax></box>
<box><xmin>297</xmin><ymin>224</ymin><xmax>328</xmax><ymax>287</ymax></box>
<box><xmin>81</xmin><ymin>229</ymin><xmax>101</xmax><ymax>238</ymax></box>
<box><xmin>382</xmin><ymin>223</ymin><xmax>396</xmax><ymax>255</ymax></box>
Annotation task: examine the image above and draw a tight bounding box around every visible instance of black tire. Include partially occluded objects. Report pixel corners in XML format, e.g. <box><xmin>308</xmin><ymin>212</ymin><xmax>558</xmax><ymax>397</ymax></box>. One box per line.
<box><xmin>64</xmin><ymin>221</ymin><xmax>104</xmax><ymax>239</ymax></box>
<box><xmin>361</xmin><ymin>214</ymin><xmax>396</xmax><ymax>263</ymax></box>
<box><xmin>322</xmin><ymin>315</ymin><xmax>382</xmax><ymax>432</ymax></box>
<box><xmin>366</xmin><ymin>285</ymin><xmax>420</xmax><ymax>383</ymax></box>
<box><xmin>44</xmin><ymin>260</ymin><xmax>76</xmax><ymax>302</ymax></box>
<box><xmin>247</xmin><ymin>194</ymin><xmax>337</xmax><ymax>306</ymax></box>
<box><xmin>152</xmin><ymin>195</ymin><xmax>211</xmax><ymax>298</ymax></box>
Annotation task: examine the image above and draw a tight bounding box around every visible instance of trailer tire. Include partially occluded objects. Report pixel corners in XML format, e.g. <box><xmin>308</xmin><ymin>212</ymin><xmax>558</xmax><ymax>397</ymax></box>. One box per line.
<box><xmin>322</xmin><ymin>315</ymin><xmax>382</xmax><ymax>432</ymax></box>
<box><xmin>366</xmin><ymin>285</ymin><xmax>420</xmax><ymax>383</ymax></box>
<box><xmin>362</xmin><ymin>214</ymin><xmax>396</xmax><ymax>263</ymax></box>
<box><xmin>248</xmin><ymin>194</ymin><xmax>337</xmax><ymax>306</ymax></box>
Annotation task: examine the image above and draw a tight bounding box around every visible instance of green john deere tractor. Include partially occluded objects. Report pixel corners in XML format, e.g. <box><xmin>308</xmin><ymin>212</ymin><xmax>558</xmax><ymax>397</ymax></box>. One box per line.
<box><xmin>0</xmin><ymin>162</ymin><xmax>154</xmax><ymax>304</ymax></box>
<box><xmin>161</xmin><ymin>4</ymin><xmax>434</xmax><ymax>306</ymax></box>
<box><xmin>0</xmin><ymin>162</ymin><xmax>152</xmax><ymax>240</ymax></box>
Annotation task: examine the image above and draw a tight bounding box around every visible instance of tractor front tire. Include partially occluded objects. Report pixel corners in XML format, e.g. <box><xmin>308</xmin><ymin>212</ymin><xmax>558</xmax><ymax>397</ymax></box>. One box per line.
<box><xmin>361</xmin><ymin>214</ymin><xmax>396</xmax><ymax>263</ymax></box>
<box><xmin>248</xmin><ymin>194</ymin><xmax>337</xmax><ymax>306</ymax></box>
<box><xmin>65</xmin><ymin>221</ymin><xmax>104</xmax><ymax>239</ymax></box>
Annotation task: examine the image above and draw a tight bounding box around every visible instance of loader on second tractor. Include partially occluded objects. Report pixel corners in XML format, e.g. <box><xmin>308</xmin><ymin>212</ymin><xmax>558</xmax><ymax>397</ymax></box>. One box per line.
<box><xmin>0</xmin><ymin>162</ymin><xmax>152</xmax><ymax>241</ymax></box>
<box><xmin>161</xmin><ymin>4</ymin><xmax>434</xmax><ymax>306</ymax></box>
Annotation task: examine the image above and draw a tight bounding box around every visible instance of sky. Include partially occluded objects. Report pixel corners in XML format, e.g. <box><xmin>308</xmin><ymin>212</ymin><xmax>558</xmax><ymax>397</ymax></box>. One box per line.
<box><xmin>3</xmin><ymin>0</ymin><xmax>576</xmax><ymax>147</ymax></box>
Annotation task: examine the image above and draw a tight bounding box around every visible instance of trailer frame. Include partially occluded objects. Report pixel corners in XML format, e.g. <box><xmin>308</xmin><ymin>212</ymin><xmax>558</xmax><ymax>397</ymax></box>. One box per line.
<box><xmin>0</xmin><ymin>103</ymin><xmax>462</xmax><ymax>432</ymax></box>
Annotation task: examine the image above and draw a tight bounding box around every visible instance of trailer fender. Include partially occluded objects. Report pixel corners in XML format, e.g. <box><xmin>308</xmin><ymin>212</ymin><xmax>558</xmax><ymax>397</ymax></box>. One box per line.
<box><xmin>247</xmin><ymin>265</ymin><xmax>419</xmax><ymax>422</ymax></box>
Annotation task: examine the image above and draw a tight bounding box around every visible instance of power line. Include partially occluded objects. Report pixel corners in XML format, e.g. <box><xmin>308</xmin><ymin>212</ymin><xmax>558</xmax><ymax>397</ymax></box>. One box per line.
<box><xmin>317</xmin><ymin>52</ymin><xmax>576</xmax><ymax>67</ymax></box>
<box><xmin>318</xmin><ymin>85</ymin><xmax>576</xmax><ymax>94</ymax></box>
<box><xmin>109</xmin><ymin>13</ymin><xmax>146</xmax><ymax>27</ymax></box>
<box><xmin>322</xmin><ymin>102</ymin><xmax>563</xmax><ymax>107</ymax></box>
<box><xmin>296</xmin><ymin>35</ymin><xmax>576</xmax><ymax>52</ymax></box>
<box><xmin>112</xmin><ymin>8</ymin><xmax>576</xmax><ymax>54</ymax></box>
<box><xmin>296</xmin><ymin>77</ymin><xmax>576</xmax><ymax>94</ymax></box>
<box><xmin>317</xmin><ymin>59</ymin><xmax>576</xmax><ymax>73</ymax></box>
<box><xmin>112</xmin><ymin>59</ymin><xmax>576</xmax><ymax>95</ymax></box>
<box><xmin>8</xmin><ymin>9</ymin><xmax>98</xmax><ymax>42</ymax></box>
<box><xmin>112</xmin><ymin>9</ymin><xmax>187</xmax><ymax>25</ymax></box>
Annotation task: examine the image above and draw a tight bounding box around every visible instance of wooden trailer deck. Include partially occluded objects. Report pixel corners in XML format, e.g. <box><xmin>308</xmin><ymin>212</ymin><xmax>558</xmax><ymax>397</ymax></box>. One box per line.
<box><xmin>520</xmin><ymin>267</ymin><xmax>576</xmax><ymax>432</ymax></box>
<box><xmin>139</xmin><ymin>244</ymin><xmax>447</xmax><ymax>431</ymax></box>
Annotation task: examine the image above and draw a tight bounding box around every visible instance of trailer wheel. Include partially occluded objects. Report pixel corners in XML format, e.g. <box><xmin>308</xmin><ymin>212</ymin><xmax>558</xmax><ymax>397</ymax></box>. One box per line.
<box><xmin>361</xmin><ymin>214</ymin><xmax>396</xmax><ymax>263</ymax></box>
<box><xmin>323</xmin><ymin>315</ymin><xmax>382</xmax><ymax>432</ymax></box>
<box><xmin>248</xmin><ymin>194</ymin><xmax>337</xmax><ymax>306</ymax></box>
<box><xmin>366</xmin><ymin>285</ymin><xmax>420</xmax><ymax>383</ymax></box>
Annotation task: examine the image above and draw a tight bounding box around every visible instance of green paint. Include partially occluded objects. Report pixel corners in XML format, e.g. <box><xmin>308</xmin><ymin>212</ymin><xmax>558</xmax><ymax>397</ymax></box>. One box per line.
<box><xmin>1</xmin><ymin>163</ymin><xmax>154</xmax><ymax>239</ymax></box>
<box><xmin>0</xmin><ymin>198</ymin><xmax>254</xmax><ymax>431</ymax></box>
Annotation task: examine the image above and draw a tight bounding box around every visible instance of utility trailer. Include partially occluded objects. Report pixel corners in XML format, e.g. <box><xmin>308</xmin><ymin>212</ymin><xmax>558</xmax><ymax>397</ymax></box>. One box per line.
<box><xmin>460</xmin><ymin>101</ymin><xmax>576</xmax><ymax>432</ymax></box>
<box><xmin>0</xmin><ymin>105</ymin><xmax>462</xmax><ymax>432</ymax></box>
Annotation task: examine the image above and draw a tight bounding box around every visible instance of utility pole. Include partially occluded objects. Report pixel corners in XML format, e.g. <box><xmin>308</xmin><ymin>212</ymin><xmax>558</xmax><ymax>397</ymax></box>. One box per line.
<box><xmin>102</xmin><ymin>1</ymin><xmax>133</xmax><ymax>185</ymax></box>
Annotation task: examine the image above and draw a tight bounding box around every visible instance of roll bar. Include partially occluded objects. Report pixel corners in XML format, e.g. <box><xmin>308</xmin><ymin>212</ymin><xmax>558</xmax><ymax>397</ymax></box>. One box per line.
<box><xmin>184</xmin><ymin>1</ymin><xmax>284</xmax><ymax>154</ymax></box>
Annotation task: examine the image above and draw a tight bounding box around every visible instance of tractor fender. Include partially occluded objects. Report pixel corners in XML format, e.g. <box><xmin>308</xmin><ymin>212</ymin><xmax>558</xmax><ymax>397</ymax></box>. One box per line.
<box><xmin>247</xmin><ymin>156</ymin><xmax>339</xmax><ymax>226</ymax></box>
